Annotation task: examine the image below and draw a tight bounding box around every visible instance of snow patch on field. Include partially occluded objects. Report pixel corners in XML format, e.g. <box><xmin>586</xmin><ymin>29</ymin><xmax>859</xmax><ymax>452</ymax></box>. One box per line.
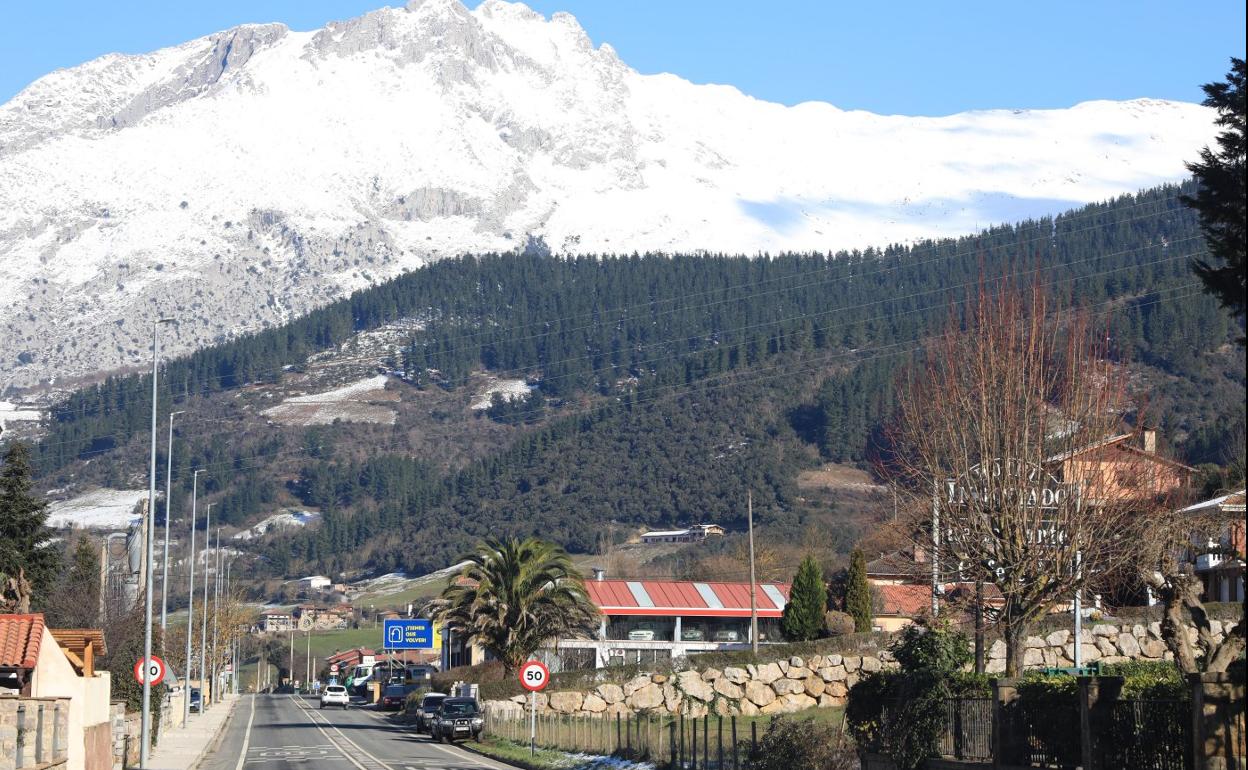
<box><xmin>262</xmin><ymin>375</ymin><xmax>397</xmax><ymax>425</ymax></box>
<box><xmin>232</xmin><ymin>510</ymin><xmax>320</xmax><ymax>541</ymax></box>
<box><xmin>471</xmin><ymin>378</ymin><xmax>533</xmax><ymax>410</ymax></box>
<box><xmin>0</xmin><ymin>401</ymin><xmax>41</xmax><ymax>430</ymax></box>
<box><xmin>47</xmin><ymin>488</ymin><xmax>147</xmax><ymax>529</ymax></box>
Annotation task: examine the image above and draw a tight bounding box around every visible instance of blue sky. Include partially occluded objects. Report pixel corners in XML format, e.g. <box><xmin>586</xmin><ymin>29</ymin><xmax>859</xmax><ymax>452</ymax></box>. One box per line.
<box><xmin>2</xmin><ymin>1</ymin><xmax>1244</xmax><ymax>115</ymax></box>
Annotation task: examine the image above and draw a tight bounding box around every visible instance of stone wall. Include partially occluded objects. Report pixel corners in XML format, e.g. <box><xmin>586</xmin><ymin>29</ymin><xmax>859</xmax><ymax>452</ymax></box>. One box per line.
<box><xmin>0</xmin><ymin>696</ymin><xmax>71</xmax><ymax>770</ymax></box>
<box><xmin>982</xmin><ymin>618</ymin><xmax>1205</xmax><ymax>673</ymax></box>
<box><xmin>485</xmin><ymin>652</ymin><xmax>883</xmax><ymax>720</ymax></box>
<box><xmin>482</xmin><ymin>619</ymin><xmax>1213</xmax><ymax>720</ymax></box>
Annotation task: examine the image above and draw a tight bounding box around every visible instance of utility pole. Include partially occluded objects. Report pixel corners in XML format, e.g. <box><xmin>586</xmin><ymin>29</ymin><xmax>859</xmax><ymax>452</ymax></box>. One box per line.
<box><xmin>199</xmin><ymin>503</ymin><xmax>213</xmax><ymax>709</ymax></box>
<box><xmin>141</xmin><ymin>317</ymin><xmax>174</xmax><ymax>769</ymax></box>
<box><xmin>747</xmin><ymin>490</ymin><xmax>758</xmax><ymax>655</ymax></box>
<box><xmin>289</xmin><ymin>629</ymin><xmax>295</xmax><ymax>690</ymax></box>
<box><xmin>160</xmin><ymin>410</ymin><xmax>184</xmax><ymax>640</ymax></box>
<box><xmin>306</xmin><ymin>629</ymin><xmax>312</xmax><ymax>689</ymax></box>
<box><xmin>183</xmin><ymin>469</ymin><xmax>204</xmax><ymax>726</ymax></box>
<box><xmin>931</xmin><ymin>480</ymin><xmax>941</xmax><ymax>617</ymax></box>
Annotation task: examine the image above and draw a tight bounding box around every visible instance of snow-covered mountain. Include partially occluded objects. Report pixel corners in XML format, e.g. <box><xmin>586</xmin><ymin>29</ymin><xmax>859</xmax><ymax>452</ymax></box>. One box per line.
<box><xmin>0</xmin><ymin>0</ymin><xmax>1217</xmax><ymax>390</ymax></box>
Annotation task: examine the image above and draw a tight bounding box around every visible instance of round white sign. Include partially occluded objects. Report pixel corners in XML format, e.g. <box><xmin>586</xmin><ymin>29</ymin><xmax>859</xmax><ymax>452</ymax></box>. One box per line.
<box><xmin>133</xmin><ymin>656</ymin><xmax>166</xmax><ymax>686</ymax></box>
<box><xmin>518</xmin><ymin>660</ymin><xmax>549</xmax><ymax>692</ymax></box>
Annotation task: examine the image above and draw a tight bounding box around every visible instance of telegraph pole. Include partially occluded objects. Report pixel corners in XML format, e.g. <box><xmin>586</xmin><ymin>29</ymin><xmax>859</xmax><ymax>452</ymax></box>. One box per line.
<box><xmin>183</xmin><ymin>470</ymin><xmax>204</xmax><ymax>726</ymax></box>
<box><xmin>141</xmin><ymin>317</ymin><xmax>174</xmax><ymax>769</ymax></box>
<box><xmin>160</xmin><ymin>410</ymin><xmax>184</xmax><ymax>639</ymax></box>
<box><xmin>747</xmin><ymin>490</ymin><xmax>758</xmax><ymax>655</ymax></box>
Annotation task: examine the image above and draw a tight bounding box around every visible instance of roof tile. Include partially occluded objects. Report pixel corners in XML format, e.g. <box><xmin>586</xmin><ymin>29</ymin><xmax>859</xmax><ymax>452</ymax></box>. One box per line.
<box><xmin>0</xmin><ymin>613</ymin><xmax>45</xmax><ymax>670</ymax></box>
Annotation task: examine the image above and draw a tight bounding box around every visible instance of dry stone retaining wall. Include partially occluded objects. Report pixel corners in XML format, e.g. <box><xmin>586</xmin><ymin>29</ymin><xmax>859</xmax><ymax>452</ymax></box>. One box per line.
<box><xmin>482</xmin><ymin>619</ymin><xmax>1204</xmax><ymax>720</ymax></box>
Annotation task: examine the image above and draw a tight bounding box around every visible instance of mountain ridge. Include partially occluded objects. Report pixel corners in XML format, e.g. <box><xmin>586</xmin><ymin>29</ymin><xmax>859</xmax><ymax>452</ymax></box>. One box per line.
<box><xmin>0</xmin><ymin>0</ymin><xmax>1218</xmax><ymax>391</ymax></box>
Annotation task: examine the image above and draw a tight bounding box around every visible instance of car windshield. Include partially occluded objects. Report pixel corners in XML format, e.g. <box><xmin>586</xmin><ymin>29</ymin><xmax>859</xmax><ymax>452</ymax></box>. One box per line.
<box><xmin>422</xmin><ymin>696</ymin><xmax>445</xmax><ymax>708</ymax></box>
<box><xmin>326</xmin><ymin>686</ymin><xmax>346</xmax><ymax>694</ymax></box>
<box><xmin>441</xmin><ymin>702</ymin><xmax>478</xmax><ymax>716</ymax></box>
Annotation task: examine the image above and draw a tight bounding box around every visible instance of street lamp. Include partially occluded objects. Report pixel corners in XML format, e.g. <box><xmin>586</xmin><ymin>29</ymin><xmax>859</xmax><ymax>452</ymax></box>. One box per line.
<box><xmin>161</xmin><ymin>409</ymin><xmax>185</xmax><ymax>639</ymax></box>
<box><xmin>141</xmin><ymin>317</ymin><xmax>175</xmax><ymax>770</ymax></box>
<box><xmin>199</xmin><ymin>502</ymin><xmax>213</xmax><ymax>710</ymax></box>
<box><xmin>183</xmin><ymin>469</ymin><xmax>204</xmax><ymax>726</ymax></box>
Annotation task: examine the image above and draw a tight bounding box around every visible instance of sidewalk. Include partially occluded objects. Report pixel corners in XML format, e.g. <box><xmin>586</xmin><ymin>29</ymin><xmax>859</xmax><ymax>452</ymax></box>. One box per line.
<box><xmin>148</xmin><ymin>695</ymin><xmax>241</xmax><ymax>770</ymax></box>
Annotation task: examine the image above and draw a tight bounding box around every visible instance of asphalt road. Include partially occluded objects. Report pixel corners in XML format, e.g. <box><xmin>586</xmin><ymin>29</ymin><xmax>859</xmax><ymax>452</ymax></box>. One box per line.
<box><xmin>200</xmin><ymin>695</ymin><xmax>517</xmax><ymax>770</ymax></box>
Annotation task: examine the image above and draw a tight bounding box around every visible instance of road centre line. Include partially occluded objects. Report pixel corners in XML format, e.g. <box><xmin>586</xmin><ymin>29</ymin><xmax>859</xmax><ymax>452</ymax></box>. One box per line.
<box><xmin>288</xmin><ymin>697</ymin><xmax>379</xmax><ymax>770</ymax></box>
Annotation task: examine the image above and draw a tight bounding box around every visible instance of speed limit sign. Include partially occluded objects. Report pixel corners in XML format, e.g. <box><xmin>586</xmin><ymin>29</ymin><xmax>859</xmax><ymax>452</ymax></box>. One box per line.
<box><xmin>518</xmin><ymin>660</ymin><xmax>549</xmax><ymax>692</ymax></box>
<box><xmin>133</xmin><ymin>656</ymin><xmax>166</xmax><ymax>686</ymax></box>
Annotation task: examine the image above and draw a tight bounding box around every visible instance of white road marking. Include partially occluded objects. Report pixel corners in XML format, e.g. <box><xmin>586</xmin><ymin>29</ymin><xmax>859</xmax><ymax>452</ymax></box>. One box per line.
<box><xmin>288</xmin><ymin>697</ymin><xmax>375</xmax><ymax>770</ymax></box>
<box><xmin>233</xmin><ymin>695</ymin><xmax>258</xmax><ymax>770</ymax></box>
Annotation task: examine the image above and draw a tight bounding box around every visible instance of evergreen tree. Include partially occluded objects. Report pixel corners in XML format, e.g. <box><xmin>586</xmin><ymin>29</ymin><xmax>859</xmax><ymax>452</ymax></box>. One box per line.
<box><xmin>781</xmin><ymin>555</ymin><xmax>826</xmax><ymax>642</ymax></box>
<box><xmin>0</xmin><ymin>442</ymin><xmax>59</xmax><ymax>611</ymax></box>
<box><xmin>1183</xmin><ymin>58</ymin><xmax>1246</xmax><ymax>339</ymax></box>
<box><xmin>844</xmin><ymin>548</ymin><xmax>873</xmax><ymax>633</ymax></box>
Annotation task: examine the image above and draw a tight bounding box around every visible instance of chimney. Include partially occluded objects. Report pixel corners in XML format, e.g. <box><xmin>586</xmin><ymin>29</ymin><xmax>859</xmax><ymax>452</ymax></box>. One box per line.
<box><xmin>1142</xmin><ymin>429</ymin><xmax>1157</xmax><ymax>454</ymax></box>
<box><xmin>591</xmin><ymin>567</ymin><xmax>606</xmax><ymax>582</ymax></box>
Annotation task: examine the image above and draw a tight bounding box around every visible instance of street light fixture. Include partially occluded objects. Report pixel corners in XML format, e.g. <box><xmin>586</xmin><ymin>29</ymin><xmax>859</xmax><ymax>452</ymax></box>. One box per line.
<box><xmin>142</xmin><ymin>317</ymin><xmax>175</xmax><ymax>770</ymax></box>
<box><xmin>160</xmin><ymin>409</ymin><xmax>185</xmax><ymax>639</ymax></box>
<box><xmin>199</xmin><ymin>502</ymin><xmax>213</xmax><ymax>709</ymax></box>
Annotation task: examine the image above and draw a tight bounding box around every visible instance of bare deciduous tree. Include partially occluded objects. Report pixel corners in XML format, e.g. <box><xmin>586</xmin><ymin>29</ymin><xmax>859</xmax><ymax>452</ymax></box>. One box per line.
<box><xmin>887</xmin><ymin>280</ymin><xmax>1174</xmax><ymax>676</ymax></box>
<box><xmin>1136</xmin><ymin>499</ymin><xmax>1245</xmax><ymax>673</ymax></box>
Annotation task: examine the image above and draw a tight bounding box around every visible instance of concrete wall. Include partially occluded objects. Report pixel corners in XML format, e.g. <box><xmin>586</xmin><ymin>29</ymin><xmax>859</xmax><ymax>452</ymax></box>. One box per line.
<box><xmin>29</xmin><ymin>629</ymin><xmax>112</xmax><ymax>770</ymax></box>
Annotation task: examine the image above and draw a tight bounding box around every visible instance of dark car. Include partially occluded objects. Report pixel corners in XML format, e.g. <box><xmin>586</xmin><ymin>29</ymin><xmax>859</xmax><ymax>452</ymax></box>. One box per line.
<box><xmin>189</xmin><ymin>688</ymin><xmax>202</xmax><ymax>713</ymax></box>
<box><xmin>414</xmin><ymin>693</ymin><xmax>446</xmax><ymax>733</ymax></box>
<box><xmin>429</xmin><ymin>697</ymin><xmax>483</xmax><ymax>743</ymax></box>
<box><xmin>379</xmin><ymin>684</ymin><xmax>408</xmax><ymax>711</ymax></box>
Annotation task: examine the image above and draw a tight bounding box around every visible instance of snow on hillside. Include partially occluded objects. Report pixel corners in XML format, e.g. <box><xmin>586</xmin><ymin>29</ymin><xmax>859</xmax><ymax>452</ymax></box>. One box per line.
<box><xmin>0</xmin><ymin>401</ymin><xmax>41</xmax><ymax>431</ymax></box>
<box><xmin>0</xmin><ymin>0</ymin><xmax>1219</xmax><ymax>390</ymax></box>
<box><xmin>46</xmin><ymin>489</ymin><xmax>146</xmax><ymax>529</ymax></box>
<box><xmin>232</xmin><ymin>510</ymin><xmax>320</xmax><ymax>541</ymax></box>
<box><xmin>262</xmin><ymin>375</ymin><xmax>397</xmax><ymax>425</ymax></box>
<box><xmin>470</xmin><ymin>378</ymin><xmax>534</xmax><ymax>410</ymax></box>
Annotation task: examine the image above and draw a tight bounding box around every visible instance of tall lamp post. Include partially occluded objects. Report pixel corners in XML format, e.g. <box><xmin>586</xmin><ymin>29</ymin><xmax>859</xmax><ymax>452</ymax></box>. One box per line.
<box><xmin>141</xmin><ymin>317</ymin><xmax>174</xmax><ymax>770</ymax></box>
<box><xmin>183</xmin><ymin>469</ymin><xmax>205</xmax><ymax>726</ymax></box>
<box><xmin>199</xmin><ymin>503</ymin><xmax>213</xmax><ymax>709</ymax></box>
<box><xmin>160</xmin><ymin>410</ymin><xmax>185</xmax><ymax>640</ymax></box>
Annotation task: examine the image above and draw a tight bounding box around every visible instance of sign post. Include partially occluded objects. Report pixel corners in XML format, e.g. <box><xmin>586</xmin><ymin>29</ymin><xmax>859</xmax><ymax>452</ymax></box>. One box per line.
<box><xmin>518</xmin><ymin>660</ymin><xmax>549</xmax><ymax>757</ymax></box>
<box><xmin>133</xmin><ymin>655</ymin><xmax>167</xmax><ymax>687</ymax></box>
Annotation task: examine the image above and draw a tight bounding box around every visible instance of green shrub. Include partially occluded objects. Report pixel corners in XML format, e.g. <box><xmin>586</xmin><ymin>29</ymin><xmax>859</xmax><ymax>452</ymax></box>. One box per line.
<box><xmin>845</xmin><ymin>621</ymin><xmax>975</xmax><ymax>770</ymax></box>
<box><xmin>747</xmin><ymin>716</ymin><xmax>857</xmax><ymax>770</ymax></box>
<box><xmin>1103</xmin><ymin>660</ymin><xmax>1184</xmax><ymax>699</ymax></box>
<box><xmin>824</xmin><ymin>610</ymin><xmax>856</xmax><ymax>636</ymax></box>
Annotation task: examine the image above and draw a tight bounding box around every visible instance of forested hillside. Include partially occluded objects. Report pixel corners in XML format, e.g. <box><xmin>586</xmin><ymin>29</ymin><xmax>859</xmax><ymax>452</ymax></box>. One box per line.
<box><xmin>24</xmin><ymin>181</ymin><xmax>1245</xmax><ymax>578</ymax></box>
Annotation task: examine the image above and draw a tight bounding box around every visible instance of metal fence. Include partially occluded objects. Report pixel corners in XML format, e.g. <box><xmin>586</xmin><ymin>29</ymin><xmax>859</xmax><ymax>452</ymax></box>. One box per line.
<box><xmin>14</xmin><ymin>701</ymin><xmax>68</xmax><ymax>769</ymax></box>
<box><xmin>483</xmin><ymin>709</ymin><xmax>770</xmax><ymax>769</ymax></box>
<box><xmin>937</xmin><ymin>697</ymin><xmax>993</xmax><ymax>761</ymax></box>
<box><xmin>1098</xmin><ymin>699</ymin><xmax>1192</xmax><ymax>770</ymax></box>
<box><xmin>998</xmin><ymin>696</ymin><xmax>1081</xmax><ymax>769</ymax></box>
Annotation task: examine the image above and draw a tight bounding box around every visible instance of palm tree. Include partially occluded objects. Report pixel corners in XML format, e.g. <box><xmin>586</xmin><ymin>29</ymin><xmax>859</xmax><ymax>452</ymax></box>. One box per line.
<box><xmin>434</xmin><ymin>537</ymin><xmax>598</xmax><ymax>675</ymax></box>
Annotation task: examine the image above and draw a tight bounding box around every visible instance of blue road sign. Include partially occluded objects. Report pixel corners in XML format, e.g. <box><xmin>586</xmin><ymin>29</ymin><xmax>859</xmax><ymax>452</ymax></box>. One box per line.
<box><xmin>382</xmin><ymin>618</ymin><xmax>434</xmax><ymax>650</ymax></box>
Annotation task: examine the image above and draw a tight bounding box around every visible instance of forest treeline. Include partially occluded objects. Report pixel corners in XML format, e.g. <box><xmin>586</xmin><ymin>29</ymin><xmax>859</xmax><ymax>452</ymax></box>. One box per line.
<box><xmin>23</xmin><ymin>181</ymin><xmax>1246</xmax><ymax>576</ymax></box>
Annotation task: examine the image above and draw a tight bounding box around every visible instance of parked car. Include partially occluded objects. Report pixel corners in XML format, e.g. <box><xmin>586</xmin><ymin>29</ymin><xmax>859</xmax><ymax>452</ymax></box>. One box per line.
<box><xmin>379</xmin><ymin>684</ymin><xmax>408</xmax><ymax>711</ymax></box>
<box><xmin>713</xmin><ymin>629</ymin><xmax>742</xmax><ymax>642</ymax></box>
<box><xmin>429</xmin><ymin>697</ymin><xmax>483</xmax><ymax>743</ymax></box>
<box><xmin>189</xmin><ymin>688</ymin><xmax>202</xmax><ymax>713</ymax></box>
<box><xmin>414</xmin><ymin>693</ymin><xmax>447</xmax><ymax>732</ymax></box>
<box><xmin>680</xmin><ymin>628</ymin><xmax>705</xmax><ymax>641</ymax></box>
<box><xmin>321</xmin><ymin>684</ymin><xmax>350</xmax><ymax>709</ymax></box>
<box><xmin>627</xmin><ymin>628</ymin><xmax>656</xmax><ymax>641</ymax></box>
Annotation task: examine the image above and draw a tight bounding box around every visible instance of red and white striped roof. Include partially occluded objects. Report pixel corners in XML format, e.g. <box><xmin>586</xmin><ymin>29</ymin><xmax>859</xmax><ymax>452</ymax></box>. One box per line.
<box><xmin>585</xmin><ymin>580</ymin><xmax>790</xmax><ymax>618</ymax></box>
